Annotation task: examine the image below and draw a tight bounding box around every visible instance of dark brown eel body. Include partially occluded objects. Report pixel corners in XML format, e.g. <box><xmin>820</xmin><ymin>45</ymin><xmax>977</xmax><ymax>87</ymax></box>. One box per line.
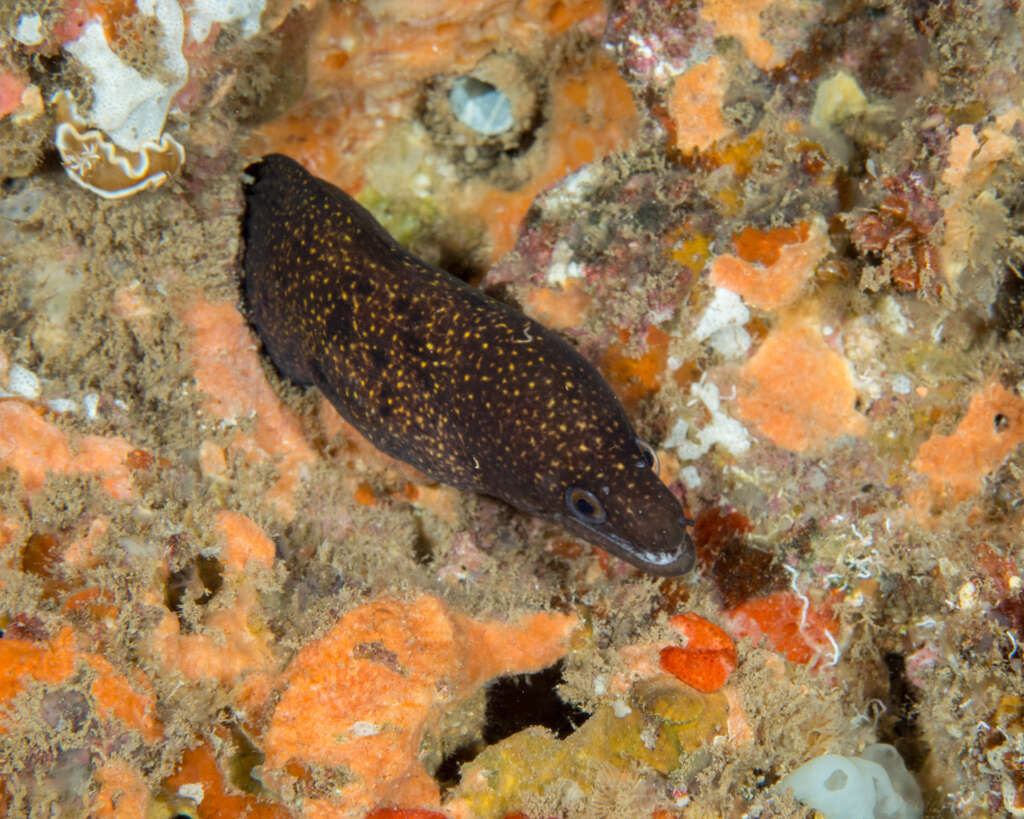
<box><xmin>242</xmin><ymin>153</ymin><xmax>695</xmax><ymax>576</ymax></box>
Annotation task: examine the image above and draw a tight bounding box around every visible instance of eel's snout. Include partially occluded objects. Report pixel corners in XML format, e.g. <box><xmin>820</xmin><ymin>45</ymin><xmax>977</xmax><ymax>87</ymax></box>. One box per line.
<box><xmin>630</xmin><ymin>505</ymin><xmax>696</xmax><ymax>577</ymax></box>
<box><xmin>641</xmin><ymin>530</ymin><xmax>697</xmax><ymax>576</ymax></box>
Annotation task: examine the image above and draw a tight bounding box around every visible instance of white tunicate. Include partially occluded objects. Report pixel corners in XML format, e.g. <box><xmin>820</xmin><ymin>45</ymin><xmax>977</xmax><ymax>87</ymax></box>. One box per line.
<box><xmin>83</xmin><ymin>392</ymin><xmax>100</xmax><ymax>419</ymax></box>
<box><xmin>63</xmin><ymin>0</ymin><xmax>186</xmax><ymax>151</ymax></box>
<box><xmin>694</xmin><ymin>411</ymin><xmax>750</xmax><ymax>456</ymax></box>
<box><xmin>693</xmin><ymin>287</ymin><xmax>751</xmax><ymax>358</ymax></box>
<box><xmin>46</xmin><ymin>398</ymin><xmax>78</xmax><ymax>414</ymax></box>
<box><xmin>547</xmin><ymin>240</ymin><xmax>584</xmax><ymax>286</ymax></box>
<box><xmin>693</xmin><ymin>287</ymin><xmax>748</xmax><ymax>341</ymax></box>
<box><xmin>558</xmin><ymin>165</ymin><xmax>596</xmax><ymax>200</ymax></box>
<box><xmin>65</xmin><ymin>23</ymin><xmax>166</xmax><ymax>147</ymax></box>
<box><xmin>891</xmin><ymin>374</ymin><xmax>912</xmax><ymax>395</ymax></box>
<box><xmin>692</xmin><ymin>380</ymin><xmax>749</xmax><ymax>456</ymax></box>
<box><xmin>709</xmin><ymin>325</ymin><xmax>751</xmax><ymax>359</ymax></box>
<box><xmin>664</xmin><ymin>418</ymin><xmax>689</xmax><ymax>449</ymax></box>
<box><xmin>679</xmin><ymin>465</ymin><xmax>702</xmax><ymax>489</ymax></box>
<box><xmin>14</xmin><ymin>14</ymin><xmax>44</xmax><ymax>45</ymax></box>
<box><xmin>878</xmin><ymin>294</ymin><xmax>910</xmax><ymax>335</ymax></box>
<box><xmin>176</xmin><ymin>783</ymin><xmax>204</xmax><ymax>804</ymax></box>
<box><xmin>7</xmin><ymin>364</ymin><xmax>40</xmax><ymax>400</ymax></box>
<box><xmin>351</xmin><ymin>721</ymin><xmax>381</xmax><ymax>737</ymax></box>
<box><xmin>449</xmin><ymin>77</ymin><xmax>514</xmax><ymax>136</ymax></box>
<box><xmin>779</xmin><ymin>744</ymin><xmax>923</xmax><ymax>819</ymax></box>
<box><xmin>669</xmin><ymin>383</ymin><xmax>751</xmax><ymax>461</ymax></box>
<box><xmin>189</xmin><ymin>0</ymin><xmax>266</xmax><ymax>43</ymax></box>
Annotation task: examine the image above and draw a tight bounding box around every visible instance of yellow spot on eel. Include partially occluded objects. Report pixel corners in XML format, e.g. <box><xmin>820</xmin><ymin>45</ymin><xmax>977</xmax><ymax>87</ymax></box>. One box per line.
<box><xmin>242</xmin><ymin>153</ymin><xmax>695</xmax><ymax>576</ymax></box>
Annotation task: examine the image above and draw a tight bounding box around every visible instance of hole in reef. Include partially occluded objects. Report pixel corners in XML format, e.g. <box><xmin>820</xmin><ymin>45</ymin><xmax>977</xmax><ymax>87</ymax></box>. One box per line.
<box><xmin>164</xmin><ymin>569</ymin><xmax>189</xmax><ymax>615</ymax></box>
<box><xmin>434</xmin><ymin>659</ymin><xmax>590</xmax><ymax>788</ymax></box>
<box><xmin>195</xmin><ymin>554</ymin><xmax>224</xmax><ymax>602</ymax></box>
<box><xmin>411</xmin><ymin>524</ymin><xmax>434</xmax><ymax>566</ymax></box>
<box><xmin>435</xmin><ymin>740</ymin><xmax>483</xmax><ymax>790</ymax></box>
<box><xmin>483</xmin><ymin>659</ymin><xmax>590</xmax><ymax>743</ymax></box>
<box><xmin>165</xmin><ymin>553</ymin><xmax>225</xmax><ymax>618</ymax></box>
<box><xmin>878</xmin><ymin>651</ymin><xmax>925</xmax><ymax>770</ymax></box>
<box><xmin>479</xmin><ymin>282</ymin><xmax>522</xmax><ymax>310</ymax></box>
<box><xmin>995</xmin><ymin>254</ymin><xmax>1024</xmax><ymax>337</ymax></box>
<box><xmin>218</xmin><ymin>710</ymin><xmax>272</xmax><ymax>797</ymax></box>
<box><xmin>436</xmin><ymin>244</ymin><xmax>486</xmax><ymax>286</ymax></box>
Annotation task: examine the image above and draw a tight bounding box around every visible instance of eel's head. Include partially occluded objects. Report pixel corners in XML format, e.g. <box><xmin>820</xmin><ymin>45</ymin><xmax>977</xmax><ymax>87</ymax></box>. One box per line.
<box><xmin>550</xmin><ymin>436</ymin><xmax>695</xmax><ymax>577</ymax></box>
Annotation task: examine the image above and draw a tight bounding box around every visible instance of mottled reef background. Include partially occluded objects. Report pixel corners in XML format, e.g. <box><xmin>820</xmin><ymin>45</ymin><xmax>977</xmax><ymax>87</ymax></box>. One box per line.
<box><xmin>0</xmin><ymin>1</ymin><xmax>1023</xmax><ymax>817</ymax></box>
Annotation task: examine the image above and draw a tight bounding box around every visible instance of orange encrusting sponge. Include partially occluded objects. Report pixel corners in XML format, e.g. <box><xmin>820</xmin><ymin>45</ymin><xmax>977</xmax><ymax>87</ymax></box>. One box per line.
<box><xmin>262</xmin><ymin>595</ymin><xmax>578</xmax><ymax>814</ymax></box>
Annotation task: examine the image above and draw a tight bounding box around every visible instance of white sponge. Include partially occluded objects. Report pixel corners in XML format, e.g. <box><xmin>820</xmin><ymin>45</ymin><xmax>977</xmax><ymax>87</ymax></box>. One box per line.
<box><xmin>779</xmin><ymin>744</ymin><xmax>923</xmax><ymax>819</ymax></box>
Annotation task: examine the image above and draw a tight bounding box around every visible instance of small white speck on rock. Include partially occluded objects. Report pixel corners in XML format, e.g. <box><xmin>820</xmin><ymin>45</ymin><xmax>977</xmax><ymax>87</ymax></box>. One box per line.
<box><xmin>6</xmin><ymin>364</ymin><xmax>41</xmax><ymax>400</ymax></box>
<box><xmin>176</xmin><ymin>783</ymin><xmax>204</xmax><ymax>805</ymax></box>
<box><xmin>14</xmin><ymin>13</ymin><xmax>45</xmax><ymax>46</ymax></box>
<box><xmin>46</xmin><ymin>398</ymin><xmax>78</xmax><ymax>414</ymax></box>
<box><xmin>891</xmin><ymin>374</ymin><xmax>912</xmax><ymax>395</ymax></box>
<box><xmin>693</xmin><ymin>287</ymin><xmax>751</xmax><ymax>358</ymax></box>
<box><xmin>83</xmin><ymin>392</ymin><xmax>101</xmax><ymax>419</ymax></box>
<box><xmin>680</xmin><ymin>465</ymin><xmax>702</xmax><ymax>489</ymax></box>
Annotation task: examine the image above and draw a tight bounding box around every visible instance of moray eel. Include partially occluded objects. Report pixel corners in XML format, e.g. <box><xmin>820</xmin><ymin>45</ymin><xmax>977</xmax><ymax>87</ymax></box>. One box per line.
<box><xmin>242</xmin><ymin>153</ymin><xmax>695</xmax><ymax>576</ymax></box>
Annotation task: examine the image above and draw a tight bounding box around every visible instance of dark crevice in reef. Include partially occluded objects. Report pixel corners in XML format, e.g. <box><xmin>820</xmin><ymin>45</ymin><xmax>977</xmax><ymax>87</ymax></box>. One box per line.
<box><xmin>483</xmin><ymin>659</ymin><xmax>591</xmax><ymax>744</ymax></box>
<box><xmin>879</xmin><ymin>651</ymin><xmax>926</xmax><ymax>771</ymax></box>
<box><xmin>435</xmin><ymin>659</ymin><xmax>591</xmax><ymax>789</ymax></box>
<box><xmin>164</xmin><ymin>552</ymin><xmax>225</xmax><ymax>626</ymax></box>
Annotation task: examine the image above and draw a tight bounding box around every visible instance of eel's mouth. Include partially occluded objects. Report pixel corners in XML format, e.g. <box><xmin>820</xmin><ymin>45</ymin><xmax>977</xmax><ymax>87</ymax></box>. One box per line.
<box><xmin>558</xmin><ymin>514</ymin><xmax>696</xmax><ymax>577</ymax></box>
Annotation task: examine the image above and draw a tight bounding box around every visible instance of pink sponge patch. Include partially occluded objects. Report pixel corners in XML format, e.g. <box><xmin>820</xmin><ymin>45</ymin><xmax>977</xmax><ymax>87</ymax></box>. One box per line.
<box><xmin>0</xmin><ymin>72</ymin><xmax>27</xmax><ymax>119</ymax></box>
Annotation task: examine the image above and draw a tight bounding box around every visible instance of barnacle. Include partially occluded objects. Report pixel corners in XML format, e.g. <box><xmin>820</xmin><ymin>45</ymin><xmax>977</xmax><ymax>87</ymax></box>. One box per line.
<box><xmin>52</xmin><ymin>92</ymin><xmax>184</xmax><ymax>199</ymax></box>
<box><xmin>422</xmin><ymin>52</ymin><xmax>544</xmax><ymax>180</ymax></box>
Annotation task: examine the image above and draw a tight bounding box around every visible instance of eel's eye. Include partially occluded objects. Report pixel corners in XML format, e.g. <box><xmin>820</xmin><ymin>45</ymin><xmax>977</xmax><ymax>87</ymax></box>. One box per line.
<box><xmin>635</xmin><ymin>438</ymin><xmax>659</xmax><ymax>473</ymax></box>
<box><xmin>566</xmin><ymin>487</ymin><xmax>606</xmax><ymax>524</ymax></box>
